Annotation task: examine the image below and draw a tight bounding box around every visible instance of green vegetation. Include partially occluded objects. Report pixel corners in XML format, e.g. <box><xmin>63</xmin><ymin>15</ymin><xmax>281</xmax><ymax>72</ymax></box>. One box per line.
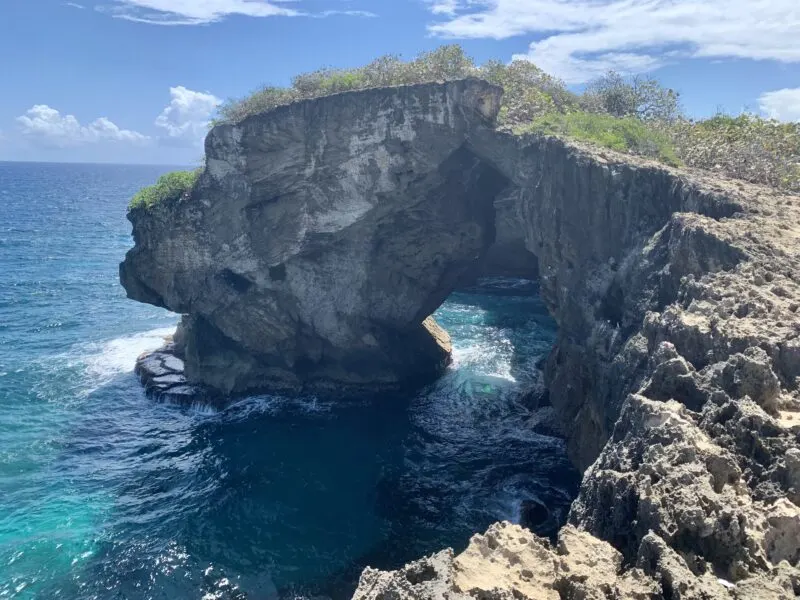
<box><xmin>215</xmin><ymin>46</ymin><xmax>584</xmax><ymax>126</ymax></box>
<box><xmin>523</xmin><ymin>112</ymin><xmax>682</xmax><ymax>167</ymax></box>
<box><xmin>157</xmin><ymin>44</ymin><xmax>793</xmax><ymax>196</ymax></box>
<box><xmin>129</xmin><ymin>169</ymin><xmax>200</xmax><ymax>210</ymax></box>
<box><xmin>671</xmin><ymin>114</ymin><xmax>800</xmax><ymax>192</ymax></box>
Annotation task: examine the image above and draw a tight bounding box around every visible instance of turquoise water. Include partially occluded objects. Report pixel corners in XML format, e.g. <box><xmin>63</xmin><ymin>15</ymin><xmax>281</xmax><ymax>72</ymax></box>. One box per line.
<box><xmin>0</xmin><ymin>162</ymin><xmax>579</xmax><ymax>599</ymax></box>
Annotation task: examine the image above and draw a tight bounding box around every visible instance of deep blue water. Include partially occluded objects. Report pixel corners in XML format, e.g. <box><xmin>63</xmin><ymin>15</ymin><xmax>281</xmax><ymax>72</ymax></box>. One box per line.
<box><xmin>0</xmin><ymin>162</ymin><xmax>579</xmax><ymax>599</ymax></box>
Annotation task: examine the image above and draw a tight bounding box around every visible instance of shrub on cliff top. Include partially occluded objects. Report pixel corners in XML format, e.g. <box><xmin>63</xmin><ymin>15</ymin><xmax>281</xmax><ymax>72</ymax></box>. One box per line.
<box><xmin>129</xmin><ymin>169</ymin><xmax>200</xmax><ymax>210</ymax></box>
<box><xmin>212</xmin><ymin>44</ymin><xmax>797</xmax><ymax>193</ymax></box>
<box><xmin>522</xmin><ymin>112</ymin><xmax>682</xmax><ymax>167</ymax></box>
<box><xmin>670</xmin><ymin>114</ymin><xmax>800</xmax><ymax>192</ymax></box>
<box><xmin>215</xmin><ymin>45</ymin><xmax>573</xmax><ymax>127</ymax></box>
<box><xmin>581</xmin><ymin>71</ymin><xmax>682</xmax><ymax>123</ymax></box>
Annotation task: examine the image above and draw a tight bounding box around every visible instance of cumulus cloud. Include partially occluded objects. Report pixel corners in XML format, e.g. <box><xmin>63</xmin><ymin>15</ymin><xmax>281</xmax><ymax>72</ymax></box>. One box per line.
<box><xmin>154</xmin><ymin>86</ymin><xmax>222</xmax><ymax>146</ymax></box>
<box><xmin>759</xmin><ymin>88</ymin><xmax>800</xmax><ymax>122</ymax></box>
<box><xmin>16</xmin><ymin>105</ymin><xmax>149</xmax><ymax>147</ymax></box>
<box><xmin>426</xmin><ymin>0</ymin><xmax>800</xmax><ymax>83</ymax></box>
<box><xmin>98</xmin><ymin>0</ymin><xmax>375</xmax><ymax>25</ymax></box>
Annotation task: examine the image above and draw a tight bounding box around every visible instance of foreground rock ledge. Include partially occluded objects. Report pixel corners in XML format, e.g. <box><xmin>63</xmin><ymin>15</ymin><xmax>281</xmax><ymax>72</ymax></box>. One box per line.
<box><xmin>120</xmin><ymin>79</ymin><xmax>800</xmax><ymax>597</ymax></box>
<box><xmin>354</xmin><ymin>522</ymin><xmax>799</xmax><ymax>600</ymax></box>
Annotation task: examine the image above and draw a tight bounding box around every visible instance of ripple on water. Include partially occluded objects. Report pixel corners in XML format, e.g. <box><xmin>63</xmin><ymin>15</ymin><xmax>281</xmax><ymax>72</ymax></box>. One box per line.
<box><xmin>0</xmin><ymin>159</ymin><xmax>578</xmax><ymax>600</ymax></box>
<box><xmin>2</xmin><ymin>284</ymin><xmax>580</xmax><ymax>599</ymax></box>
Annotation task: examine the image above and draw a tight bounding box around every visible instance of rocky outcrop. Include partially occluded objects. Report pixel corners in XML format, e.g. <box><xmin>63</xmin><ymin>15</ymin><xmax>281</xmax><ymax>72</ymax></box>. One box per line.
<box><xmin>134</xmin><ymin>343</ymin><xmax>210</xmax><ymax>407</ymax></box>
<box><xmin>121</xmin><ymin>79</ymin><xmax>800</xmax><ymax>597</ymax></box>
<box><xmin>122</xmin><ymin>79</ymin><xmax>502</xmax><ymax>397</ymax></box>
<box><xmin>353</xmin><ymin>522</ymin><xmax>798</xmax><ymax>600</ymax></box>
<box><xmin>350</xmin><ymin>150</ymin><xmax>800</xmax><ymax>596</ymax></box>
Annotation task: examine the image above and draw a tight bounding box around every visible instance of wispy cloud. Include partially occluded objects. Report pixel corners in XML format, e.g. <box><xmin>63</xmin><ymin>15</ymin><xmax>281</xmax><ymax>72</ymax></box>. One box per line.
<box><xmin>95</xmin><ymin>0</ymin><xmax>375</xmax><ymax>25</ymax></box>
<box><xmin>759</xmin><ymin>88</ymin><xmax>800</xmax><ymax>122</ymax></box>
<box><xmin>426</xmin><ymin>0</ymin><xmax>800</xmax><ymax>83</ymax></box>
<box><xmin>155</xmin><ymin>86</ymin><xmax>221</xmax><ymax>146</ymax></box>
<box><xmin>16</xmin><ymin>105</ymin><xmax>149</xmax><ymax>147</ymax></box>
<box><xmin>314</xmin><ymin>10</ymin><xmax>377</xmax><ymax>18</ymax></box>
<box><xmin>65</xmin><ymin>2</ymin><xmax>86</xmax><ymax>9</ymax></box>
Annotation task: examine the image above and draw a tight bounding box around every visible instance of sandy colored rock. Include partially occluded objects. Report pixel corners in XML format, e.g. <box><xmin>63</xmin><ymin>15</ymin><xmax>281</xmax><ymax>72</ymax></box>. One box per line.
<box><xmin>452</xmin><ymin>523</ymin><xmax>559</xmax><ymax>599</ymax></box>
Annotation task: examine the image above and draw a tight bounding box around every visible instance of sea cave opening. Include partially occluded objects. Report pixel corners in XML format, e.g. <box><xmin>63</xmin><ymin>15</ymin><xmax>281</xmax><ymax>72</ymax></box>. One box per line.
<box><xmin>288</xmin><ymin>151</ymin><xmax>582</xmax><ymax>596</ymax></box>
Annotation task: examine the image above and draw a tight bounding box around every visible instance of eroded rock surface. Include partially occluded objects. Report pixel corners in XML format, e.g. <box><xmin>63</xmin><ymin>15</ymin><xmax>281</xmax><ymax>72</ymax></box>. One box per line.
<box><xmin>353</xmin><ymin>523</ymin><xmax>800</xmax><ymax>600</ymax></box>
<box><xmin>354</xmin><ymin>522</ymin><xmax>798</xmax><ymax>600</ymax></box>
<box><xmin>135</xmin><ymin>343</ymin><xmax>211</xmax><ymax>407</ymax></box>
<box><xmin>120</xmin><ymin>79</ymin><xmax>800</xmax><ymax>597</ymax></box>
<box><xmin>122</xmin><ymin>80</ymin><xmax>501</xmax><ymax>396</ymax></box>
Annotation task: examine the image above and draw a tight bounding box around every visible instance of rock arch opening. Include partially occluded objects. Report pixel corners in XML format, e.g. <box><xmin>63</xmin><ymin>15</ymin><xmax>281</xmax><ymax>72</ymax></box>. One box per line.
<box><xmin>123</xmin><ymin>78</ymin><xmax>752</xmax><ymax>467</ymax></box>
<box><xmin>122</xmin><ymin>79</ymin><xmax>800</xmax><ymax>595</ymax></box>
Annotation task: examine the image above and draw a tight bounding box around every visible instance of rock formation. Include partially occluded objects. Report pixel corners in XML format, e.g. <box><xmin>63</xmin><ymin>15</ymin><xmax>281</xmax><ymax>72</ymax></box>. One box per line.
<box><xmin>353</xmin><ymin>522</ymin><xmax>798</xmax><ymax>600</ymax></box>
<box><xmin>121</xmin><ymin>79</ymin><xmax>800</xmax><ymax>597</ymax></box>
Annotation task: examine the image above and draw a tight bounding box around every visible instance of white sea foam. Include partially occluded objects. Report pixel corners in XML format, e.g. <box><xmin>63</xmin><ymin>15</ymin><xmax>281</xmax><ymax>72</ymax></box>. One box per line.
<box><xmin>83</xmin><ymin>327</ymin><xmax>176</xmax><ymax>381</ymax></box>
<box><xmin>50</xmin><ymin>326</ymin><xmax>180</xmax><ymax>399</ymax></box>
<box><xmin>221</xmin><ymin>393</ymin><xmax>333</xmax><ymax>423</ymax></box>
<box><xmin>451</xmin><ymin>336</ymin><xmax>517</xmax><ymax>382</ymax></box>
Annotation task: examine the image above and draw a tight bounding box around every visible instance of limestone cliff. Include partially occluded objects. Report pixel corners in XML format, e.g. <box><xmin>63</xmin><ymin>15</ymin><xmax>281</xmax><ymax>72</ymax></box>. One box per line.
<box><xmin>122</xmin><ymin>79</ymin><xmax>505</xmax><ymax>396</ymax></box>
<box><xmin>121</xmin><ymin>79</ymin><xmax>800</xmax><ymax>597</ymax></box>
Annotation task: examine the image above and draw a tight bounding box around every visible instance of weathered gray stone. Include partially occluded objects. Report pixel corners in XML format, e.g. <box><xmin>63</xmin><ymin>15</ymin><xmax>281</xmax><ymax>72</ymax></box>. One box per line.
<box><xmin>121</xmin><ymin>79</ymin><xmax>744</xmax><ymax>408</ymax></box>
<box><xmin>119</xmin><ymin>79</ymin><xmax>800</xmax><ymax>598</ymax></box>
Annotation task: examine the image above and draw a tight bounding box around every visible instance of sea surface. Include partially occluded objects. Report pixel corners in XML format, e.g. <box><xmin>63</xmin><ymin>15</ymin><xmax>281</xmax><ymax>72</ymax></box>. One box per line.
<box><xmin>0</xmin><ymin>162</ymin><xmax>579</xmax><ymax>599</ymax></box>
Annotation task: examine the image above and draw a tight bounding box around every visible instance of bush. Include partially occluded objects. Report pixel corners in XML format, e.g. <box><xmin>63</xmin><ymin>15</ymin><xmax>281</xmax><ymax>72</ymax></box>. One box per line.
<box><xmin>212</xmin><ymin>44</ymin><xmax>796</xmax><ymax>193</ymax></box>
<box><xmin>523</xmin><ymin>112</ymin><xmax>682</xmax><ymax>167</ymax></box>
<box><xmin>669</xmin><ymin>114</ymin><xmax>800</xmax><ymax>192</ymax></box>
<box><xmin>129</xmin><ymin>170</ymin><xmax>200</xmax><ymax>210</ymax></box>
<box><xmin>215</xmin><ymin>46</ymin><xmax>573</xmax><ymax>126</ymax></box>
<box><xmin>582</xmin><ymin>72</ymin><xmax>682</xmax><ymax>122</ymax></box>
<box><xmin>480</xmin><ymin>59</ymin><xmax>577</xmax><ymax>126</ymax></box>
<box><xmin>216</xmin><ymin>45</ymin><xmax>480</xmax><ymax>124</ymax></box>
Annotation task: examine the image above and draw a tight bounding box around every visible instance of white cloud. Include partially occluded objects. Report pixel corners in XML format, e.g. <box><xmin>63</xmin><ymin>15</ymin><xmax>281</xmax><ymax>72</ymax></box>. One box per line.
<box><xmin>98</xmin><ymin>0</ymin><xmax>375</xmax><ymax>25</ymax></box>
<box><xmin>154</xmin><ymin>86</ymin><xmax>221</xmax><ymax>146</ymax></box>
<box><xmin>428</xmin><ymin>0</ymin><xmax>459</xmax><ymax>16</ymax></box>
<box><xmin>314</xmin><ymin>10</ymin><xmax>377</xmax><ymax>18</ymax></box>
<box><xmin>16</xmin><ymin>105</ymin><xmax>149</xmax><ymax>147</ymax></box>
<box><xmin>759</xmin><ymin>88</ymin><xmax>800</xmax><ymax>122</ymax></box>
<box><xmin>65</xmin><ymin>2</ymin><xmax>86</xmax><ymax>9</ymax></box>
<box><xmin>426</xmin><ymin>0</ymin><xmax>800</xmax><ymax>83</ymax></box>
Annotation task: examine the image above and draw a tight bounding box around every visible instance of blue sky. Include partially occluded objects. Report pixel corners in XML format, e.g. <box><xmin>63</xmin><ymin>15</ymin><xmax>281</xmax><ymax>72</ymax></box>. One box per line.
<box><xmin>0</xmin><ymin>0</ymin><xmax>798</xmax><ymax>164</ymax></box>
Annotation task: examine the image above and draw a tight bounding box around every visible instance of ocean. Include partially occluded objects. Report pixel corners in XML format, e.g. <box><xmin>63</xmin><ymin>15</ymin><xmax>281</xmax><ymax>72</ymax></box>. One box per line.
<box><xmin>0</xmin><ymin>161</ymin><xmax>578</xmax><ymax>599</ymax></box>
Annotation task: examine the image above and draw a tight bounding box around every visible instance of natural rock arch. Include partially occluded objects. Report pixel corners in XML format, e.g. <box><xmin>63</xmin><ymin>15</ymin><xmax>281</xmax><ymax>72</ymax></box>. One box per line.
<box><xmin>122</xmin><ymin>79</ymin><xmax>800</xmax><ymax>593</ymax></box>
<box><xmin>122</xmin><ymin>79</ymin><xmax>746</xmax><ymax>462</ymax></box>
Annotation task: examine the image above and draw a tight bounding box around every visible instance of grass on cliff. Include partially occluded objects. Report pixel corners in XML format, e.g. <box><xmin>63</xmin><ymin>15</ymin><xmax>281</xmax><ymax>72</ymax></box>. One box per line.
<box><xmin>129</xmin><ymin>169</ymin><xmax>200</xmax><ymax>210</ymax></box>
<box><xmin>521</xmin><ymin>112</ymin><xmax>682</xmax><ymax>167</ymax></box>
<box><xmin>206</xmin><ymin>45</ymin><xmax>799</xmax><ymax>194</ymax></box>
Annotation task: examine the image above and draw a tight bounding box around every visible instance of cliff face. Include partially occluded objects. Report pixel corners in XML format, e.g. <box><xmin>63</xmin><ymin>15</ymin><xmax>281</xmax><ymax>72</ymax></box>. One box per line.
<box><xmin>121</xmin><ymin>80</ymin><xmax>800</xmax><ymax>597</ymax></box>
